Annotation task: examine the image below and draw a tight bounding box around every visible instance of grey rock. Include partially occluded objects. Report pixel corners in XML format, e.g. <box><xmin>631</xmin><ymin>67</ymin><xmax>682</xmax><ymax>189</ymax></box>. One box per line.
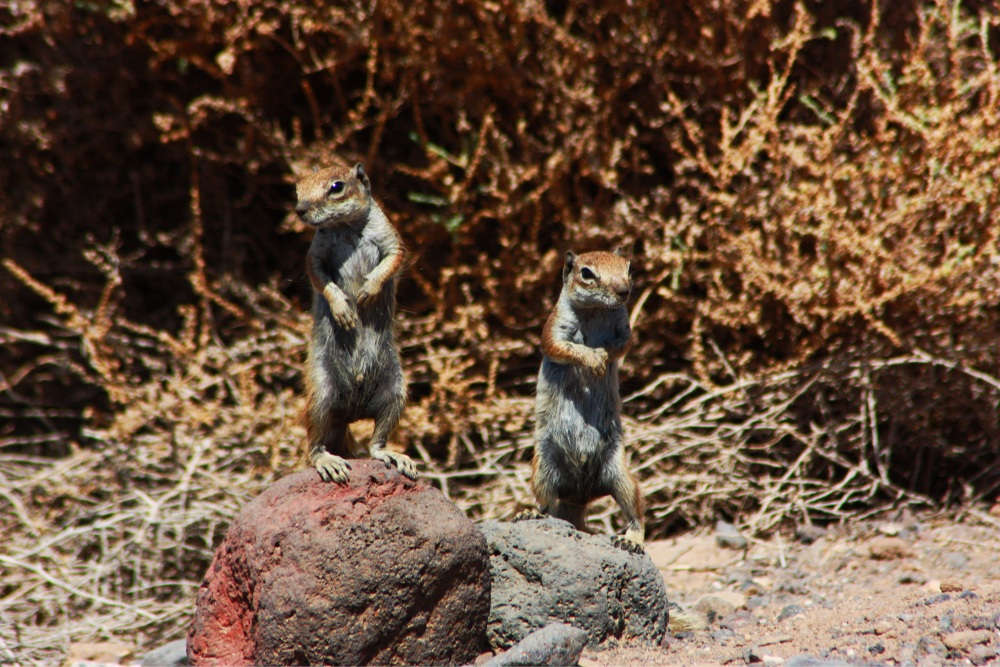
<box><xmin>480</xmin><ymin>518</ymin><xmax>669</xmax><ymax>650</ymax></box>
<box><xmin>483</xmin><ymin>623</ymin><xmax>587</xmax><ymax>667</ymax></box>
<box><xmin>868</xmin><ymin>641</ymin><xmax>886</xmax><ymax>655</ymax></box>
<box><xmin>140</xmin><ymin>639</ymin><xmax>188</xmax><ymax>667</ymax></box>
<box><xmin>916</xmin><ymin>635</ymin><xmax>949</xmax><ymax>658</ymax></box>
<box><xmin>716</xmin><ymin>520</ymin><xmax>749</xmax><ymax>550</ymax></box>
<box><xmin>747</xmin><ymin>594</ymin><xmax>771</xmax><ymax>609</ymax></box>
<box><xmin>777</xmin><ymin>604</ymin><xmax>804</xmax><ymax>622</ymax></box>
<box><xmin>923</xmin><ymin>593</ymin><xmax>951</xmax><ymax>605</ymax></box>
<box><xmin>711</xmin><ymin>629</ymin><xmax>736</xmax><ymax>642</ymax></box>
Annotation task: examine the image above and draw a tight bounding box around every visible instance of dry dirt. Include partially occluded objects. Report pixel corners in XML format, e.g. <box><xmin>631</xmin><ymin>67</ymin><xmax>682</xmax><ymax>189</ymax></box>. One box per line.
<box><xmin>583</xmin><ymin>511</ymin><xmax>1000</xmax><ymax>667</ymax></box>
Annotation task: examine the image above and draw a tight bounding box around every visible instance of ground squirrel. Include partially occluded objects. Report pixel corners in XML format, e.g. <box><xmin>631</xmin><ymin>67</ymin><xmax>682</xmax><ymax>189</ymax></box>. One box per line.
<box><xmin>295</xmin><ymin>162</ymin><xmax>417</xmax><ymax>483</ymax></box>
<box><xmin>518</xmin><ymin>248</ymin><xmax>645</xmax><ymax>553</ymax></box>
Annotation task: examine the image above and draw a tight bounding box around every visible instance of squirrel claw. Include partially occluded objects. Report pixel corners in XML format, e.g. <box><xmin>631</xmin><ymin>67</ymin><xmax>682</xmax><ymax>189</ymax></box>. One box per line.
<box><xmin>373</xmin><ymin>450</ymin><xmax>418</xmax><ymax>480</ymax></box>
<box><xmin>513</xmin><ymin>509</ymin><xmax>546</xmax><ymax>522</ymax></box>
<box><xmin>611</xmin><ymin>534</ymin><xmax>644</xmax><ymax>554</ymax></box>
<box><xmin>314</xmin><ymin>453</ymin><xmax>352</xmax><ymax>484</ymax></box>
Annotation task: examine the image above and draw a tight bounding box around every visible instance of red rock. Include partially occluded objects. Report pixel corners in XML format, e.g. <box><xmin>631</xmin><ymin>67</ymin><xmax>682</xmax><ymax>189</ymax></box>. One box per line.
<box><xmin>188</xmin><ymin>462</ymin><xmax>490</xmax><ymax>666</ymax></box>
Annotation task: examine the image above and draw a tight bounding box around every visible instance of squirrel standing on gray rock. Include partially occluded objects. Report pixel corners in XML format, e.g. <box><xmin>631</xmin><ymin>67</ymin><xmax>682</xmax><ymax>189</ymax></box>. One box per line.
<box><xmin>518</xmin><ymin>248</ymin><xmax>645</xmax><ymax>553</ymax></box>
<box><xmin>295</xmin><ymin>162</ymin><xmax>417</xmax><ymax>483</ymax></box>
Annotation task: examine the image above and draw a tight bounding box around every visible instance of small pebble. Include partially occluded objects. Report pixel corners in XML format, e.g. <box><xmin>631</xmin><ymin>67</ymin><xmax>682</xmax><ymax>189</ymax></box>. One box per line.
<box><xmin>970</xmin><ymin>645</ymin><xmax>998</xmax><ymax>666</ymax></box>
<box><xmin>777</xmin><ymin>605</ymin><xmax>804</xmax><ymax>622</ymax></box>
<box><xmin>898</xmin><ymin>613</ymin><xmax>915</xmax><ymax>623</ymax></box>
<box><xmin>785</xmin><ymin>656</ymin><xmax>828</xmax><ymax>667</ymax></box>
<box><xmin>794</xmin><ymin>525</ymin><xmax>826</xmax><ymax>545</ymax></box>
<box><xmin>917</xmin><ymin>635</ymin><xmax>948</xmax><ymax>658</ymax></box>
<box><xmin>873</xmin><ymin>620</ymin><xmax>894</xmax><ymax>635</ymax></box>
<box><xmin>898</xmin><ymin>571</ymin><xmax>927</xmax><ymax>585</ymax></box>
<box><xmin>940</xmin><ymin>580</ymin><xmax>964</xmax><ymax>593</ymax></box>
<box><xmin>959</xmin><ymin>590</ymin><xmax>979</xmax><ymax>600</ymax></box>
<box><xmin>716</xmin><ymin>520</ymin><xmax>749</xmax><ymax>550</ymax></box>
<box><xmin>721</xmin><ymin>610</ymin><xmax>760</xmax><ymax>630</ymax></box>
<box><xmin>867</xmin><ymin>536</ymin><xmax>915</xmax><ymax>560</ymax></box>
<box><xmin>878</xmin><ymin>522</ymin><xmax>903</xmax><ymax>536</ymax></box>
<box><xmin>140</xmin><ymin>640</ymin><xmax>188</xmax><ymax>667</ymax></box>
<box><xmin>672</xmin><ymin>630</ymin><xmax>694</xmax><ymax>640</ymax></box>
<box><xmin>942</xmin><ymin>629</ymin><xmax>992</xmax><ymax>652</ymax></box>
<box><xmin>868</xmin><ymin>642</ymin><xmax>885</xmax><ymax>655</ymax></box>
<box><xmin>694</xmin><ymin>594</ymin><xmax>738</xmax><ymax>622</ymax></box>
<box><xmin>923</xmin><ymin>593</ymin><xmax>951</xmax><ymax>605</ymax></box>
<box><xmin>747</xmin><ymin>595</ymin><xmax>771</xmax><ymax>609</ymax></box>
<box><xmin>711</xmin><ymin>628</ymin><xmax>736</xmax><ymax>642</ymax></box>
<box><xmin>483</xmin><ymin>623</ymin><xmax>588</xmax><ymax>667</ymax></box>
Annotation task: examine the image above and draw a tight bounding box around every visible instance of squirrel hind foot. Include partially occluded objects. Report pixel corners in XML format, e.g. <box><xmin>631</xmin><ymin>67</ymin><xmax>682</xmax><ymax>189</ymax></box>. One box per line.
<box><xmin>314</xmin><ymin>452</ymin><xmax>352</xmax><ymax>483</ymax></box>
<box><xmin>611</xmin><ymin>533</ymin><xmax>645</xmax><ymax>555</ymax></box>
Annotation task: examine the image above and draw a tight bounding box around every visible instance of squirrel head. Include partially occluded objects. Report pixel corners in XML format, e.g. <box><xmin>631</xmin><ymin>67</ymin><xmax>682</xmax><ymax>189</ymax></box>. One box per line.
<box><xmin>562</xmin><ymin>248</ymin><xmax>633</xmax><ymax>309</ymax></box>
<box><xmin>295</xmin><ymin>162</ymin><xmax>373</xmax><ymax>227</ymax></box>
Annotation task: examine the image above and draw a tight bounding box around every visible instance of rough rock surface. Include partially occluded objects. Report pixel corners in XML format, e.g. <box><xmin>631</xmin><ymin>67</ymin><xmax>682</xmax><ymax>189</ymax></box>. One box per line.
<box><xmin>187</xmin><ymin>462</ymin><xmax>490</xmax><ymax>666</ymax></box>
<box><xmin>480</xmin><ymin>517</ymin><xmax>669</xmax><ymax>650</ymax></box>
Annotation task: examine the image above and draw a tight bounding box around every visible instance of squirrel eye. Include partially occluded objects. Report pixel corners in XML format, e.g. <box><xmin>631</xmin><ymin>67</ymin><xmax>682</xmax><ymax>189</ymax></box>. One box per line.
<box><xmin>580</xmin><ymin>267</ymin><xmax>597</xmax><ymax>281</ymax></box>
<box><xmin>328</xmin><ymin>181</ymin><xmax>345</xmax><ymax>195</ymax></box>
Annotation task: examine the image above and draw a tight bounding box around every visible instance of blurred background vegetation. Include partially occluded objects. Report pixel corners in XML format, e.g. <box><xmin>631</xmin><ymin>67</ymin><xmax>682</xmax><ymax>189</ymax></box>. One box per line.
<box><xmin>1</xmin><ymin>0</ymin><xmax>999</xmax><ymax>662</ymax></box>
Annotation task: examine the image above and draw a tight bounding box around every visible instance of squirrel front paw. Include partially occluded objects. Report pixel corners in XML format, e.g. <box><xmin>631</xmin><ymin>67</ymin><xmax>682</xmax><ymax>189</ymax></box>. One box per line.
<box><xmin>323</xmin><ymin>288</ymin><xmax>358</xmax><ymax>329</ymax></box>
<box><xmin>356</xmin><ymin>278</ymin><xmax>381</xmax><ymax>306</ymax></box>
<box><xmin>314</xmin><ymin>452</ymin><xmax>352</xmax><ymax>483</ymax></box>
<box><xmin>582</xmin><ymin>348</ymin><xmax>609</xmax><ymax>376</ymax></box>
<box><xmin>513</xmin><ymin>509</ymin><xmax>546</xmax><ymax>522</ymax></box>
<box><xmin>372</xmin><ymin>450</ymin><xmax>418</xmax><ymax>480</ymax></box>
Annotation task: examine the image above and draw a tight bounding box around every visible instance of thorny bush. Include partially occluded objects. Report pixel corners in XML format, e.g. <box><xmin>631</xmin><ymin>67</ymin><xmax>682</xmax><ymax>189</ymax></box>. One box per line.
<box><xmin>1</xmin><ymin>0</ymin><xmax>999</xmax><ymax>662</ymax></box>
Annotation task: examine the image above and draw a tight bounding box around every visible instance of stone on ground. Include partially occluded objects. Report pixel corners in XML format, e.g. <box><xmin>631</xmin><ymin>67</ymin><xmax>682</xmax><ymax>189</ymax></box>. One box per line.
<box><xmin>480</xmin><ymin>517</ymin><xmax>669</xmax><ymax>650</ymax></box>
<box><xmin>483</xmin><ymin>623</ymin><xmax>588</xmax><ymax>667</ymax></box>
<box><xmin>187</xmin><ymin>462</ymin><xmax>490</xmax><ymax>666</ymax></box>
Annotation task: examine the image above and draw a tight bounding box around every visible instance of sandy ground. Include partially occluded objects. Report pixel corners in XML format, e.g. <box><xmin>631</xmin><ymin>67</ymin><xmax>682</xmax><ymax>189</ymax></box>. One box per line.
<box><xmin>583</xmin><ymin>511</ymin><xmax>1000</xmax><ymax>666</ymax></box>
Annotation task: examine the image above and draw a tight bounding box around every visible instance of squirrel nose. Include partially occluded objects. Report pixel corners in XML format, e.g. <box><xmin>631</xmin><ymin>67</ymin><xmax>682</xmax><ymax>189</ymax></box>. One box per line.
<box><xmin>616</xmin><ymin>285</ymin><xmax>631</xmax><ymax>300</ymax></box>
<box><xmin>295</xmin><ymin>202</ymin><xmax>310</xmax><ymax>219</ymax></box>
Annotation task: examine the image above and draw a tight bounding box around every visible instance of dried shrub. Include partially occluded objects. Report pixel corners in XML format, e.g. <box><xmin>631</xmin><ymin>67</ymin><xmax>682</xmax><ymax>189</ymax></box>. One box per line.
<box><xmin>1</xmin><ymin>0</ymin><xmax>999</xmax><ymax>663</ymax></box>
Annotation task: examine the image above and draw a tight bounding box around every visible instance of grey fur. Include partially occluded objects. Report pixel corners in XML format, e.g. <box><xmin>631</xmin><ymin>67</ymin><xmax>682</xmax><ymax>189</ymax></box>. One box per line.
<box><xmin>529</xmin><ymin>250</ymin><xmax>644</xmax><ymax>551</ymax></box>
<box><xmin>297</xmin><ymin>163</ymin><xmax>416</xmax><ymax>483</ymax></box>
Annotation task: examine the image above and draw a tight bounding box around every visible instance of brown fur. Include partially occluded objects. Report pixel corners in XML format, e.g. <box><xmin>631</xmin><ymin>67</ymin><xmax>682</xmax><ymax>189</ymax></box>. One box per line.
<box><xmin>523</xmin><ymin>248</ymin><xmax>645</xmax><ymax>552</ymax></box>
<box><xmin>296</xmin><ymin>162</ymin><xmax>416</xmax><ymax>483</ymax></box>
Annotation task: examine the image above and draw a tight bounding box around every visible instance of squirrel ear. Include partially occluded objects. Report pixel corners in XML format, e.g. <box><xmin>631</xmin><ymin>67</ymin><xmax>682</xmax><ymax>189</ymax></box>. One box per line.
<box><xmin>614</xmin><ymin>243</ymin><xmax>633</xmax><ymax>260</ymax></box>
<box><xmin>563</xmin><ymin>251</ymin><xmax>576</xmax><ymax>283</ymax></box>
<box><xmin>354</xmin><ymin>162</ymin><xmax>371</xmax><ymax>190</ymax></box>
